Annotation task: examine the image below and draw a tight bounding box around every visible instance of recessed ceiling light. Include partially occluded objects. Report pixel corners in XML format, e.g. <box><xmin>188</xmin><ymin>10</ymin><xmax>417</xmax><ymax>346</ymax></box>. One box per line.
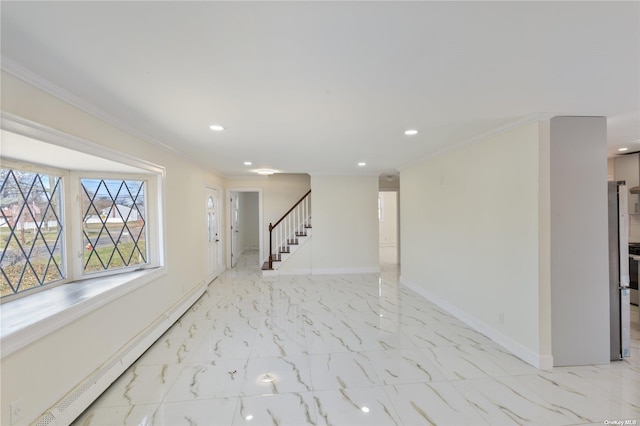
<box><xmin>619</xmin><ymin>148</ymin><xmax>629</xmax><ymax>152</ymax></box>
<box><xmin>209</xmin><ymin>124</ymin><xmax>225</xmax><ymax>131</ymax></box>
<box><xmin>404</xmin><ymin>129</ymin><xmax>418</xmax><ymax>136</ymax></box>
<box><xmin>244</xmin><ymin>161</ymin><xmax>252</xmax><ymax>166</ymax></box>
<box><xmin>361</xmin><ymin>407</ymin><xmax>370</xmax><ymax>413</ymax></box>
<box><xmin>358</xmin><ymin>162</ymin><xmax>366</xmax><ymax>167</ymax></box>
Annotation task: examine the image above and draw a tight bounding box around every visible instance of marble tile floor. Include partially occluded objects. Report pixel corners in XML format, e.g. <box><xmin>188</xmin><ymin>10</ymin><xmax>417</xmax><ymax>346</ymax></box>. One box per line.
<box><xmin>74</xmin><ymin>251</ymin><xmax>640</xmax><ymax>426</ymax></box>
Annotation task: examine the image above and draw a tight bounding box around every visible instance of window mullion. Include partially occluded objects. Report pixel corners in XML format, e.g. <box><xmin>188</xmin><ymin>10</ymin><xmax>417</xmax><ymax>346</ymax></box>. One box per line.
<box><xmin>66</xmin><ymin>171</ymin><xmax>83</xmax><ymax>280</ymax></box>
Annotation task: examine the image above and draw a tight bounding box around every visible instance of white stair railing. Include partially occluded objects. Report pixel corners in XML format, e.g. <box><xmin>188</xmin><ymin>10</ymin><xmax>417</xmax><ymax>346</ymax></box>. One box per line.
<box><xmin>267</xmin><ymin>190</ymin><xmax>311</xmax><ymax>269</ymax></box>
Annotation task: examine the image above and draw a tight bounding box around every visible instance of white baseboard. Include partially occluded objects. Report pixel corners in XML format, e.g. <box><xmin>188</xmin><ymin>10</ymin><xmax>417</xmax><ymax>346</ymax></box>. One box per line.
<box><xmin>263</xmin><ymin>266</ymin><xmax>380</xmax><ymax>277</ymax></box>
<box><xmin>278</xmin><ymin>268</ymin><xmax>312</xmax><ymax>276</ymax></box>
<box><xmin>33</xmin><ymin>281</ymin><xmax>208</xmax><ymax>426</ymax></box>
<box><xmin>400</xmin><ymin>276</ymin><xmax>553</xmax><ymax>369</ymax></box>
<box><xmin>313</xmin><ymin>266</ymin><xmax>380</xmax><ymax>275</ymax></box>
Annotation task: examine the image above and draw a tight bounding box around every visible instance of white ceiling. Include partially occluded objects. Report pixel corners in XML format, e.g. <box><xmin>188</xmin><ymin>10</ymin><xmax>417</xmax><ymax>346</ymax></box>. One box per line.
<box><xmin>1</xmin><ymin>1</ymin><xmax>639</xmax><ymax>177</ymax></box>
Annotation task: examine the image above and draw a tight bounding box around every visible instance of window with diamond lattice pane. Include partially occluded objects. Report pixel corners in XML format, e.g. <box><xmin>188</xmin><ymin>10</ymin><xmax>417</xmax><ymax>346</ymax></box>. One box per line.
<box><xmin>0</xmin><ymin>168</ymin><xmax>65</xmax><ymax>297</ymax></box>
<box><xmin>81</xmin><ymin>178</ymin><xmax>147</xmax><ymax>273</ymax></box>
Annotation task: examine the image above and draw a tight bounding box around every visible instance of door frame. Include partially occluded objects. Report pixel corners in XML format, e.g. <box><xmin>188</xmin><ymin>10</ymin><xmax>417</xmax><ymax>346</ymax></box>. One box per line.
<box><xmin>205</xmin><ymin>186</ymin><xmax>223</xmax><ymax>282</ymax></box>
<box><xmin>378</xmin><ymin>188</ymin><xmax>400</xmax><ymax>265</ymax></box>
<box><xmin>226</xmin><ymin>188</ymin><xmax>263</xmax><ymax>268</ymax></box>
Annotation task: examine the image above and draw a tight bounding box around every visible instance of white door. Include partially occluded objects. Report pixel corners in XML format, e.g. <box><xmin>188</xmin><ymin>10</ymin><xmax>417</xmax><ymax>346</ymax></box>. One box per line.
<box><xmin>206</xmin><ymin>187</ymin><xmax>221</xmax><ymax>280</ymax></box>
<box><xmin>230</xmin><ymin>193</ymin><xmax>240</xmax><ymax>267</ymax></box>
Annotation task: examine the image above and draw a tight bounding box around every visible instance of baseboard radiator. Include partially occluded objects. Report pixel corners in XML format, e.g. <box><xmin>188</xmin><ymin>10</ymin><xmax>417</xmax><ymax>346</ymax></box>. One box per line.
<box><xmin>32</xmin><ymin>282</ymin><xmax>207</xmax><ymax>426</ymax></box>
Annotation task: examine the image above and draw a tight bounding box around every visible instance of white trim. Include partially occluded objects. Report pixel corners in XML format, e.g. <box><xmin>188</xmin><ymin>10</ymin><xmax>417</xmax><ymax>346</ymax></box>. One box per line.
<box><xmin>399</xmin><ymin>113</ymin><xmax>557</xmax><ymax>171</ymax></box>
<box><xmin>278</xmin><ymin>268</ymin><xmax>312</xmax><ymax>276</ymax></box>
<box><xmin>205</xmin><ymin>185</ymin><xmax>224</xmax><ymax>282</ymax></box>
<box><xmin>312</xmin><ymin>266</ymin><xmax>380</xmax><ymax>275</ymax></box>
<box><xmin>68</xmin><ymin>172</ymin><xmax>162</xmax><ymax>280</ymax></box>
<box><xmin>224</xmin><ymin>175</ymin><xmax>269</xmax><ymax>180</ymax></box>
<box><xmin>264</xmin><ymin>266</ymin><xmax>380</xmax><ymax>277</ymax></box>
<box><xmin>226</xmin><ymin>188</ymin><xmax>264</xmax><ymax>268</ymax></box>
<box><xmin>31</xmin><ymin>280</ymin><xmax>207</xmax><ymax>426</ymax></box>
<box><xmin>400</xmin><ymin>275</ymin><xmax>553</xmax><ymax>370</ymax></box>
<box><xmin>0</xmin><ymin>268</ymin><xmax>167</xmax><ymax>359</ymax></box>
<box><xmin>309</xmin><ymin>172</ymin><xmax>381</xmax><ymax>177</ymax></box>
<box><xmin>1</xmin><ymin>112</ymin><xmax>164</xmax><ymax>176</ymax></box>
<box><xmin>0</xmin><ymin>114</ymin><xmax>167</xmax><ymax>299</ymax></box>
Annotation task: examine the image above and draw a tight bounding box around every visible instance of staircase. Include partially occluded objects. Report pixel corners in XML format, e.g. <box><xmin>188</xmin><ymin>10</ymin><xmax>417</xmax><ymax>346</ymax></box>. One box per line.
<box><xmin>262</xmin><ymin>190</ymin><xmax>311</xmax><ymax>271</ymax></box>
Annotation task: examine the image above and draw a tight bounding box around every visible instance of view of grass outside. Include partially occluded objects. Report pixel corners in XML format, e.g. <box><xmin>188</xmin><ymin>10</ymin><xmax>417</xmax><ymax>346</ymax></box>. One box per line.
<box><xmin>81</xmin><ymin>178</ymin><xmax>147</xmax><ymax>274</ymax></box>
<box><xmin>0</xmin><ymin>170</ymin><xmax>149</xmax><ymax>298</ymax></box>
<box><xmin>1</xmin><ymin>168</ymin><xmax>64</xmax><ymax>297</ymax></box>
<box><xmin>83</xmin><ymin>222</ymin><xmax>146</xmax><ymax>272</ymax></box>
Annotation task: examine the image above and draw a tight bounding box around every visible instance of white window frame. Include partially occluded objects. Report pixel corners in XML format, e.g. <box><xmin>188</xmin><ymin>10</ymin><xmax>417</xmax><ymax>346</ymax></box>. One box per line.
<box><xmin>1</xmin><ymin>113</ymin><xmax>167</xmax><ymax>357</ymax></box>
<box><xmin>68</xmin><ymin>172</ymin><xmax>161</xmax><ymax>280</ymax></box>
<box><xmin>0</xmin><ymin>159</ymin><xmax>70</xmax><ymax>294</ymax></box>
<box><xmin>0</xmin><ymin>113</ymin><xmax>166</xmax><ymax>300</ymax></box>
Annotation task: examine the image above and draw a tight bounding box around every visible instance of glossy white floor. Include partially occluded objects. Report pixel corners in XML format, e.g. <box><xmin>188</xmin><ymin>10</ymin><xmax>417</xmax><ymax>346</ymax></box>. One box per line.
<box><xmin>74</xmin><ymin>251</ymin><xmax>640</xmax><ymax>426</ymax></box>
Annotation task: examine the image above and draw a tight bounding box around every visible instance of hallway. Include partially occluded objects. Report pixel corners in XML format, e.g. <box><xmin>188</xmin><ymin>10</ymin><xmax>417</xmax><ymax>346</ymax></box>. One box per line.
<box><xmin>74</xmin><ymin>251</ymin><xmax>640</xmax><ymax>425</ymax></box>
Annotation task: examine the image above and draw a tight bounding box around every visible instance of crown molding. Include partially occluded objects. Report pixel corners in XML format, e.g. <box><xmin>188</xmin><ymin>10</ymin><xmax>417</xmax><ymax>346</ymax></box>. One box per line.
<box><xmin>399</xmin><ymin>113</ymin><xmax>558</xmax><ymax>171</ymax></box>
<box><xmin>224</xmin><ymin>174</ymin><xmax>269</xmax><ymax>181</ymax></box>
<box><xmin>1</xmin><ymin>56</ymin><xmax>221</xmax><ymax>176</ymax></box>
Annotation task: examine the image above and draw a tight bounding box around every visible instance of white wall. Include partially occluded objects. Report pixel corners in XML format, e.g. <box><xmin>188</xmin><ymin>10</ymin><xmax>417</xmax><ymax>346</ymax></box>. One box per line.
<box><xmin>401</xmin><ymin>117</ymin><xmax>610</xmax><ymax>368</ymax></box>
<box><xmin>0</xmin><ymin>71</ymin><xmax>224</xmax><ymax>424</ymax></box>
<box><xmin>225</xmin><ymin>174</ymin><xmax>311</xmax><ymax>263</ymax></box>
<box><xmin>401</xmin><ymin>122</ymin><xmax>546</xmax><ymax>366</ymax></box>
<box><xmin>548</xmin><ymin>116</ymin><xmax>609</xmax><ymax>366</ymax></box>
<box><xmin>311</xmin><ymin>175</ymin><xmax>379</xmax><ymax>273</ymax></box>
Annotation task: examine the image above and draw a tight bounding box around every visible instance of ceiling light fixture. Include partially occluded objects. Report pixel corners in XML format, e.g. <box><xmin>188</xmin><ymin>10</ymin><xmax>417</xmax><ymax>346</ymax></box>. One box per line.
<box><xmin>244</xmin><ymin>161</ymin><xmax>253</xmax><ymax>166</ymax></box>
<box><xmin>255</xmin><ymin>169</ymin><xmax>276</xmax><ymax>175</ymax></box>
<box><xmin>361</xmin><ymin>407</ymin><xmax>370</xmax><ymax>413</ymax></box>
<box><xmin>209</xmin><ymin>124</ymin><xmax>225</xmax><ymax>131</ymax></box>
<box><xmin>404</xmin><ymin>129</ymin><xmax>418</xmax><ymax>136</ymax></box>
<box><xmin>619</xmin><ymin>148</ymin><xmax>629</xmax><ymax>152</ymax></box>
<box><xmin>358</xmin><ymin>162</ymin><xmax>366</xmax><ymax>167</ymax></box>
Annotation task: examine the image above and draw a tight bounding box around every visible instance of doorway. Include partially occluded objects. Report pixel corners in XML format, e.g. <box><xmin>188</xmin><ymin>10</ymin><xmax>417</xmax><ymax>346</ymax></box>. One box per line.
<box><xmin>379</xmin><ymin>191</ymin><xmax>399</xmax><ymax>265</ymax></box>
<box><xmin>205</xmin><ymin>187</ymin><xmax>222</xmax><ymax>281</ymax></box>
<box><xmin>228</xmin><ymin>189</ymin><xmax>262</xmax><ymax>268</ymax></box>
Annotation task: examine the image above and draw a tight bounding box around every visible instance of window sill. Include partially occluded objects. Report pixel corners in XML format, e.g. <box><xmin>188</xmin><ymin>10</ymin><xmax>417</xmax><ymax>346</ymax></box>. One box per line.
<box><xmin>0</xmin><ymin>267</ymin><xmax>166</xmax><ymax>359</ymax></box>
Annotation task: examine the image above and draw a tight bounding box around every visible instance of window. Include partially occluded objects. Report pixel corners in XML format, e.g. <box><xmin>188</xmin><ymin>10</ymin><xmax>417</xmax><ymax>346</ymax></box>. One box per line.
<box><xmin>0</xmin><ymin>116</ymin><xmax>165</xmax><ymax>359</ymax></box>
<box><xmin>81</xmin><ymin>178</ymin><xmax>147</xmax><ymax>273</ymax></box>
<box><xmin>0</xmin><ymin>164</ymin><xmax>159</xmax><ymax>299</ymax></box>
<box><xmin>0</xmin><ymin>167</ymin><xmax>65</xmax><ymax>297</ymax></box>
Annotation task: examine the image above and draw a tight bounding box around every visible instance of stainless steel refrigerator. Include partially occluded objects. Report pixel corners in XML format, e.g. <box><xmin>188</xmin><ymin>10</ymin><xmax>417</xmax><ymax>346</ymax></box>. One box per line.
<box><xmin>608</xmin><ymin>181</ymin><xmax>631</xmax><ymax>360</ymax></box>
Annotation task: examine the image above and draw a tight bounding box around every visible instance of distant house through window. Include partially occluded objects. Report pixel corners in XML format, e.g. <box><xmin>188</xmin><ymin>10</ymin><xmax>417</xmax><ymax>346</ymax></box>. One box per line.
<box><xmin>0</xmin><ymin>168</ymin><xmax>65</xmax><ymax>297</ymax></box>
<box><xmin>0</xmin><ymin>168</ymin><xmax>155</xmax><ymax>299</ymax></box>
<box><xmin>1</xmin><ymin>118</ymin><xmax>164</xmax><ymax>301</ymax></box>
<box><xmin>80</xmin><ymin>178</ymin><xmax>148</xmax><ymax>273</ymax></box>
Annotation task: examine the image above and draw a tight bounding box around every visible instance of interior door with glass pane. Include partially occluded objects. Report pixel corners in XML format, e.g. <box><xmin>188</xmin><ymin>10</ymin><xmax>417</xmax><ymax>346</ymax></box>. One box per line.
<box><xmin>206</xmin><ymin>187</ymin><xmax>220</xmax><ymax>281</ymax></box>
<box><xmin>231</xmin><ymin>193</ymin><xmax>240</xmax><ymax>267</ymax></box>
